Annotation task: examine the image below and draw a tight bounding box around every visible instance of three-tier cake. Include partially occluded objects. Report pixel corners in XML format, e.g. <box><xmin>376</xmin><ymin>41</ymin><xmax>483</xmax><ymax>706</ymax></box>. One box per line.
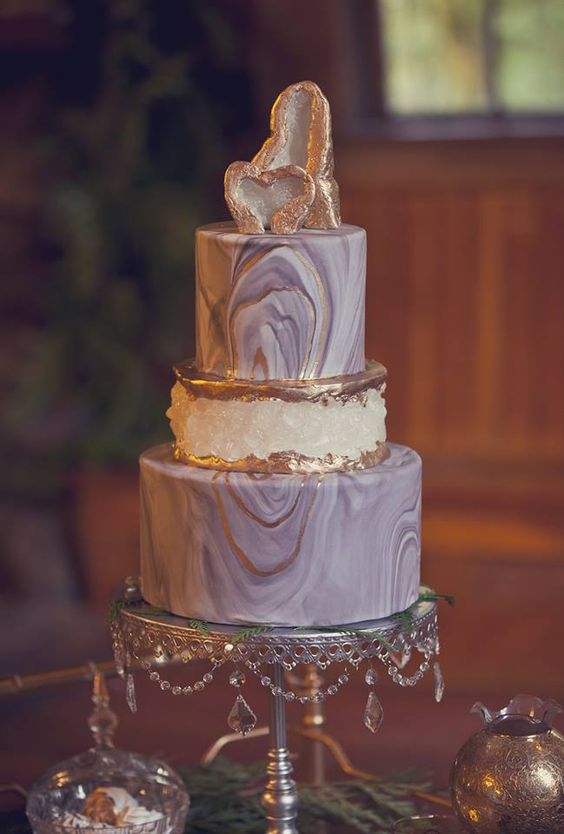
<box><xmin>140</xmin><ymin>81</ymin><xmax>421</xmax><ymax>626</ymax></box>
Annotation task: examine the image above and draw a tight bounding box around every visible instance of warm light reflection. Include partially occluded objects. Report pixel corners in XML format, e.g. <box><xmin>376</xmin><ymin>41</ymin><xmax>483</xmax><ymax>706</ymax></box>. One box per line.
<box><xmin>468</xmin><ymin>808</ymin><xmax>480</xmax><ymax>822</ymax></box>
<box><xmin>535</xmin><ymin>764</ymin><xmax>558</xmax><ymax>790</ymax></box>
<box><xmin>481</xmin><ymin>772</ymin><xmax>502</xmax><ymax>795</ymax></box>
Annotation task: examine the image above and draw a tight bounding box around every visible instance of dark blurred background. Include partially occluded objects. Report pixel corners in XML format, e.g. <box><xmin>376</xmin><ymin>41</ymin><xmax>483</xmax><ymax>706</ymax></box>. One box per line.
<box><xmin>1</xmin><ymin>0</ymin><xmax>564</xmax><ymax>791</ymax></box>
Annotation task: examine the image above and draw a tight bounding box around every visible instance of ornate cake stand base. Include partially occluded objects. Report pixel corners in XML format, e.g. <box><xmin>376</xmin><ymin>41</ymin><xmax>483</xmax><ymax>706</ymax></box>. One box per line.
<box><xmin>262</xmin><ymin>664</ymin><xmax>299</xmax><ymax>834</ymax></box>
<box><xmin>111</xmin><ymin>583</ymin><xmax>442</xmax><ymax>834</ymax></box>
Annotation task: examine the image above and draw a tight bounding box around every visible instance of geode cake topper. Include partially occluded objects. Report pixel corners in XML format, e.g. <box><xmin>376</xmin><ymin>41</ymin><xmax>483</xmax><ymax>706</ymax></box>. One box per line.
<box><xmin>225</xmin><ymin>80</ymin><xmax>341</xmax><ymax>234</ymax></box>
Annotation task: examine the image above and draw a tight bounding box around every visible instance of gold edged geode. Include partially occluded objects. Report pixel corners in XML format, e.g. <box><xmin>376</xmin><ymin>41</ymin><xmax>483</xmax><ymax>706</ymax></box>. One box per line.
<box><xmin>224</xmin><ymin>80</ymin><xmax>340</xmax><ymax>234</ymax></box>
<box><xmin>224</xmin><ymin>161</ymin><xmax>315</xmax><ymax>235</ymax></box>
<box><xmin>253</xmin><ymin>80</ymin><xmax>340</xmax><ymax>230</ymax></box>
<box><xmin>173</xmin><ymin>359</ymin><xmax>387</xmax><ymax>405</ymax></box>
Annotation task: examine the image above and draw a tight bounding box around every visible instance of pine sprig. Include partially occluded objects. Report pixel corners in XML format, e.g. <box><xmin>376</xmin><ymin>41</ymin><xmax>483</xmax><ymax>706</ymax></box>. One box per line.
<box><xmin>141</xmin><ymin>607</ymin><xmax>171</xmax><ymax>617</ymax></box>
<box><xmin>391</xmin><ymin>588</ymin><xmax>455</xmax><ymax>631</ymax></box>
<box><xmin>297</xmin><ymin>624</ymin><xmax>397</xmax><ymax>652</ymax></box>
<box><xmin>107</xmin><ymin>599</ymin><xmax>172</xmax><ymax>624</ymax></box>
<box><xmin>181</xmin><ymin>758</ymin><xmax>428</xmax><ymax>834</ymax></box>
<box><xmin>417</xmin><ymin>589</ymin><xmax>455</xmax><ymax>607</ymax></box>
<box><xmin>391</xmin><ymin>609</ymin><xmax>414</xmax><ymax>629</ymax></box>
<box><xmin>187</xmin><ymin>618</ymin><xmax>210</xmax><ymax>635</ymax></box>
<box><xmin>232</xmin><ymin>624</ymin><xmax>274</xmax><ymax>644</ymax></box>
<box><xmin>107</xmin><ymin>598</ymin><xmax>128</xmax><ymax>625</ymax></box>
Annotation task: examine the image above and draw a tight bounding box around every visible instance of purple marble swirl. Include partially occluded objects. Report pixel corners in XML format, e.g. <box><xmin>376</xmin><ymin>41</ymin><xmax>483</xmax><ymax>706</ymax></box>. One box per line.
<box><xmin>140</xmin><ymin>442</ymin><xmax>421</xmax><ymax>626</ymax></box>
<box><xmin>195</xmin><ymin>222</ymin><xmax>366</xmax><ymax>380</ymax></box>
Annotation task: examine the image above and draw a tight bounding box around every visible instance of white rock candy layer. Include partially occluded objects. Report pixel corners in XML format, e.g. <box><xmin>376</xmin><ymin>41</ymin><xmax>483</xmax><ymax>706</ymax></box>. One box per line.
<box><xmin>167</xmin><ymin>382</ymin><xmax>386</xmax><ymax>463</ymax></box>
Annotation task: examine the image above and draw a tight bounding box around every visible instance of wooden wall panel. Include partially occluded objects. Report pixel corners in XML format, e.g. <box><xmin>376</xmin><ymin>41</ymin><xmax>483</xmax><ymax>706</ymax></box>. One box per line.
<box><xmin>339</xmin><ymin>139</ymin><xmax>564</xmax><ymax>691</ymax></box>
<box><xmin>340</xmin><ymin>147</ymin><xmax>564</xmax><ymax>467</ymax></box>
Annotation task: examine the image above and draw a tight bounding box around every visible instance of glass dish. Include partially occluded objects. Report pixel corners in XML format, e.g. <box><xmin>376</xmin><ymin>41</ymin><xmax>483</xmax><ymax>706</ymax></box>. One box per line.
<box><xmin>393</xmin><ymin>815</ymin><xmax>465</xmax><ymax>833</ymax></box>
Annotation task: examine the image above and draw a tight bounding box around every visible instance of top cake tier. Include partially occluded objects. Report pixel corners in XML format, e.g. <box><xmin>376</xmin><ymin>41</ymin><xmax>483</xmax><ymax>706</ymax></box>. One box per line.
<box><xmin>195</xmin><ymin>222</ymin><xmax>366</xmax><ymax>381</ymax></box>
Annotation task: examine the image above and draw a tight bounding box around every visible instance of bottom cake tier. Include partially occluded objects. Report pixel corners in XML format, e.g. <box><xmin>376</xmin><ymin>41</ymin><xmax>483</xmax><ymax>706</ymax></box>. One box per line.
<box><xmin>140</xmin><ymin>442</ymin><xmax>422</xmax><ymax>626</ymax></box>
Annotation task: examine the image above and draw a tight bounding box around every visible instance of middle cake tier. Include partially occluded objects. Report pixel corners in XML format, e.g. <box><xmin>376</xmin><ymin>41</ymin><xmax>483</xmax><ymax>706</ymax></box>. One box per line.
<box><xmin>140</xmin><ymin>442</ymin><xmax>421</xmax><ymax>627</ymax></box>
<box><xmin>168</xmin><ymin>360</ymin><xmax>387</xmax><ymax>474</ymax></box>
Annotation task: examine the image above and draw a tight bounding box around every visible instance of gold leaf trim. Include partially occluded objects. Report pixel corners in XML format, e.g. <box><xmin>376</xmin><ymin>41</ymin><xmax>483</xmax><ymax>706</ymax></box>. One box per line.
<box><xmin>173</xmin><ymin>359</ymin><xmax>387</xmax><ymax>405</ymax></box>
<box><xmin>174</xmin><ymin>442</ymin><xmax>389</xmax><ymax>475</ymax></box>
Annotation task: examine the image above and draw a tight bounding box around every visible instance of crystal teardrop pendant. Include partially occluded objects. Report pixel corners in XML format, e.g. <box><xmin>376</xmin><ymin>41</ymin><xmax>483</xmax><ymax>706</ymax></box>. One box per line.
<box><xmin>363</xmin><ymin>690</ymin><xmax>384</xmax><ymax>733</ymax></box>
<box><xmin>126</xmin><ymin>673</ymin><xmax>137</xmax><ymax>714</ymax></box>
<box><xmin>433</xmin><ymin>661</ymin><xmax>445</xmax><ymax>703</ymax></box>
<box><xmin>227</xmin><ymin>693</ymin><xmax>257</xmax><ymax>736</ymax></box>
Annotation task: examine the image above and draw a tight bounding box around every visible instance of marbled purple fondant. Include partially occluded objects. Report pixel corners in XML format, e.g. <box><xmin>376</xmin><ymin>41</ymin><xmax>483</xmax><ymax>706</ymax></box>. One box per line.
<box><xmin>140</xmin><ymin>443</ymin><xmax>421</xmax><ymax>626</ymax></box>
<box><xmin>195</xmin><ymin>222</ymin><xmax>366</xmax><ymax>380</ymax></box>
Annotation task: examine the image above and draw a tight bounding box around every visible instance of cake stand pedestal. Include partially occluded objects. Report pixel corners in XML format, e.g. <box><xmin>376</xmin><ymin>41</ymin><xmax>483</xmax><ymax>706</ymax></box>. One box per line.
<box><xmin>111</xmin><ymin>583</ymin><xmax>441</xmax><ymax>834</ymax></box>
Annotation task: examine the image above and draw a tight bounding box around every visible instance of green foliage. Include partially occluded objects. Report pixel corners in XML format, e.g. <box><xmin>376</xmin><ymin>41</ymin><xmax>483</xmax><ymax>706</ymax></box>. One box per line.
<box><xmin>187</xmin><ymin>619</ymin><xmax>211</xmax><ymax>636</ymax></box>
<box><xmin>417</xmin><ymin>589</ymin><xmax>455</xmax><ymax>607</ymax></box>
<box><xmin>117</xmin><ymin>588</ymin><xmax>453</xmax><ymax>644</ymax></box>
<box><xmin>391</xmin><ymin>588</ymin><xmax>454</xmax><ymax>630</ymax></box>
<box><xmin>181</xmin><ymin>757</ymin><xmax>430</xmax><ymax>834</ymax></box>
<box><xmin>11</xmin><ymin>0</ymin><xmax>248</xmax><ymax>469</ymax></box>
<box><xmin>231</xmin><ymin>624</ymin><xmax>274</xmax><ymax>644</ymax></box>
<box><xmin>107</xmin><ymin>597</ymin><xmax>129</xmax><ymax>625</ymax></box>
<box><xmin>381</xmin><ymin>0</ymin><xmax>564</xmax><ymax>114</ymax></box>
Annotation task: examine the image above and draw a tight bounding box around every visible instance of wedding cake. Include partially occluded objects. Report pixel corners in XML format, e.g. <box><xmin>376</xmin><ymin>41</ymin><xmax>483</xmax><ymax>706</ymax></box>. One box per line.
<box><xmin>140</xmin><ymin>81</ymin><xmax>421</xmax><ymax>627</ymax></box>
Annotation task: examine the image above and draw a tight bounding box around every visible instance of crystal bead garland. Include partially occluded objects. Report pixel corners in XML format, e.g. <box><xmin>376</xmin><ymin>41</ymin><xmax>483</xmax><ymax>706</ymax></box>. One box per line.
<box><xmin>227</xmin><ymin>667</ymin><xmax>257</xmax><ymax>736</ymax></box>
<box><xmin>363</xmin><ymin>666</ymin><xmax>384</xmax><ymax>733</ymax></box>
<box><xmin>391</xmin><ymin>642</ymin><xmax>412</xmax><ymax>670</ymax></box>
<box><xmin>250</xmin><ymin>663</ymin><xmax>351</xmax><ymax>703</ymax></box>
<box><xmin>143</xmin><ymin>661</ymin><xmax>216</xmax><ymax>696</ymax></box>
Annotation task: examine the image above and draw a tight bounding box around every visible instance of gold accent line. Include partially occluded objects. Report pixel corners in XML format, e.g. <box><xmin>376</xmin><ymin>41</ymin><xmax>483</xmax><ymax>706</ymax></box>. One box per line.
<box><xmin>174</xmin><ymin>443</ymin><xmax>388</xmax><ymax>475</ymax></box>
<box><xmin>212</xmin><ymin>472</ymin><xmax>323</xmax><ymax>577</ymax></box>
<box><xmin>225</xmin><ymin>472</ymin><xmax>305</xmax><ymax>528</ymax></box>
<box><xmin>233</xmin><ymin>249</ymin><xmax>267</xmax><ymax>286</ymax></box>
<box><xmin>174</xmin><ymin>359</ymin><xmax>387</xmax><ymax>404</ymax></box>
<box><xmin>229</xmin><ymin>285</ymin><xmax>316</xmax><ymax>382</ymax></box>
<box><xmin>293</xmin><ymin>248</ymin><xmax>329</xmax><ymax>378</ymax></box>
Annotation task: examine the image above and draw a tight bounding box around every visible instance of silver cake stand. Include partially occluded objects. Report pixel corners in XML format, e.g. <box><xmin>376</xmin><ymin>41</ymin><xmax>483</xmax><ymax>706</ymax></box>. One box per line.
<box><xmin>111</xmin><ymin>579</ymin><xmax>442</xmax><ymax>834</ymax></box>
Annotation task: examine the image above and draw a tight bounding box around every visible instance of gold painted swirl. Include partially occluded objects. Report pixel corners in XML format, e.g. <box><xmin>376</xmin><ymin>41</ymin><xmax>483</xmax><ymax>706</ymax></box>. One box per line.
<box><xmin>212</xmin><ymin>471</ymin><xmax>323</xmax><ymax>577</ymax></box>
<box><xmin>224</xmin><ymin>474</ymin><xmax>305</xmax><ymax>526</ymax></box>
<box><xmin>229</xmin><ymin>285</ymin><xmax>316</xmax><ymax>381</ymax></box>
<box><xmin>225</xmin><ymin>245</ymin><xmax>329</xmax><ymax>381</ymax></box>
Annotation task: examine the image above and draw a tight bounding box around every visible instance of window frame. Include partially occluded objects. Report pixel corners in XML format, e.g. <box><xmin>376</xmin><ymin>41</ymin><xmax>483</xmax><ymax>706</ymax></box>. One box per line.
<box><xmin>345</xmin><ymin>0</ymin><xmax>564</xmax><ymax>140</ymax></box>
